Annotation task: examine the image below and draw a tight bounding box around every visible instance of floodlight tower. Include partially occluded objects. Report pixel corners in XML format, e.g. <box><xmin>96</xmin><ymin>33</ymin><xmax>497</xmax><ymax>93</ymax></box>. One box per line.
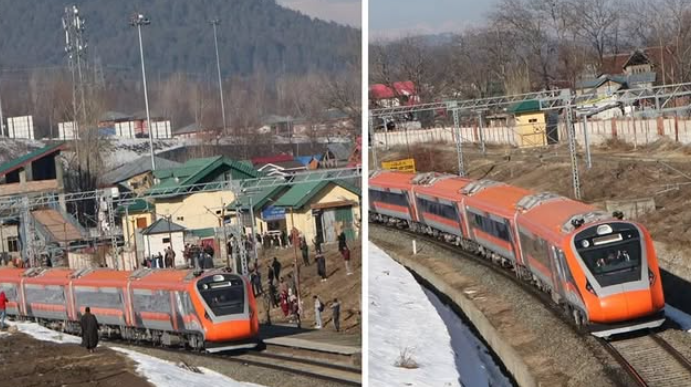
<box><xmin>130</xmin><ymin>13</ymin><xmax>156</xmax><ymax>171</ymax></box>
<box><xmin>210</xmin><ymin>19</ymin><xmax>228</xmax><ymax>135</ymax></box>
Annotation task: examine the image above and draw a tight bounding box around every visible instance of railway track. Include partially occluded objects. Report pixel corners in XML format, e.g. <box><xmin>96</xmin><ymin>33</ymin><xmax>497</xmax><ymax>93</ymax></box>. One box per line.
<box><xmin>104</xmin><ymin>338</ymin><xmax>361</xmax><ymax>386</ymax></box>
<box><xmin>371</xmin><ymin>224</ymin><xmax>691</xmax><ymax>387</ymax></box>
<box><xmin>601</xmin><ymin>333</ymin><xmax>691</xmax><ymax>387</ymax></box>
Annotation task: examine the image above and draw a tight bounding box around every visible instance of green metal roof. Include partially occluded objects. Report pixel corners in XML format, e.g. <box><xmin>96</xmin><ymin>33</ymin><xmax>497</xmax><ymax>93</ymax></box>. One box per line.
<box><xmin>274</xmin><ymin>180</ymin><xmax>361</xmax><ymax>209</ymax></box>
<box><xmin>117</xmin><ymin>199</ymin><xmax>154</xmax><ymax>214</ymax></box>
<box><xmin>190</xmin><ymin>228</ymin><xmax>216</xmax><ymax>238</ymax></box>
<box><xmin>149</xmin><ymin>156</ymin><xmax>261</xmax><ymax>196</ymax></box>
<box><xmin>507</xmin><ymin>100</ymin><xmax>542</xmax><ymax>115</ymax></box>
<box><xmin>228</xmin><ymin>185</ymin><xmax>286</xmax><ymax>211</ymax></box>
<box><xmin>0</xmin><ymin>142</ymin><xmax>65</xmax><ymax>177</ymax></box>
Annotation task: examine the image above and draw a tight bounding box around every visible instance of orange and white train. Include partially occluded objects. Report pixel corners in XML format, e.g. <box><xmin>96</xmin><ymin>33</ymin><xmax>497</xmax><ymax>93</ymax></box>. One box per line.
<box><xmin>0</xmin><ymin>267</ymin><xmax>259</xmax><ymax>349</ymax></box>
<box><xmin>370</xmin><ymin>170</ymin><xmax>665</xmax><ymax>337</ymax></box>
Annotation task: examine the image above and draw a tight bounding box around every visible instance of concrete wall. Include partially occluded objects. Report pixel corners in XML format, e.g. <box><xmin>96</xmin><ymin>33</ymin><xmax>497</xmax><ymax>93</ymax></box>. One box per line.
<box><xmin>122</xmin><ymin>212</ymin><xmax>155</xmax><ymax>246</ymax></box>
<box><xmin>155</xmin><ymin>191</ymin><xmax>236</xmax><ymax>231</ymax></box>
<box><xmin>374</xmin><ymin>117</ymin><xmax>691</xmax><ymax>149</ymax></box>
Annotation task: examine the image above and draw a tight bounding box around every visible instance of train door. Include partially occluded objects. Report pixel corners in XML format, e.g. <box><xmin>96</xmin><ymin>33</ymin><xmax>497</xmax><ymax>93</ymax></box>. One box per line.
<box><xmin>550</xmin><ymin>245</ymin><xmax>567</xmax><ymax>304</ymax></box>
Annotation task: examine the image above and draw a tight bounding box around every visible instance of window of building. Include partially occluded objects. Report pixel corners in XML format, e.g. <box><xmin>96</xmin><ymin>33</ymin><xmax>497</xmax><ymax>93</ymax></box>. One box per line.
<box><xmin>163</xmin><ymin>237</ymin><xmax>171</xmax><ymax>243</ymax></box>
<box><xmin>529</xmin><ymin>118</ymin><xmax>538</xmax><ymax>123</ymax></box>
<box><xmin>7</xmin><ymin>237</ymin><xmax>18</xmax><ymax>252</ymax></box>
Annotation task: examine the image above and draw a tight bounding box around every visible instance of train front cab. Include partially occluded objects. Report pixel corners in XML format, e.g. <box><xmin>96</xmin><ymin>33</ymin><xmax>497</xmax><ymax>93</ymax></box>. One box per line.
<box><xmin>192</xmin><ymin>272</ymin><xmax>259</xmax><ymax>344</ymax></box>
<box><xmin>566</xmin><ymin>221</ymin><xmax>665</xmax><ymax>337</ymax></box>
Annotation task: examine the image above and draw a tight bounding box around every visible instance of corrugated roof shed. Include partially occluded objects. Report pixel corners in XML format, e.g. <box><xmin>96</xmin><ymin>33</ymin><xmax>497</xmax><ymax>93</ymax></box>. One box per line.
<box><xmin>507</xmin><ymin>100</ymin><xmax>542</xmax><ymax>114</ymax></box>
<box><xmin>149</xmin><ymin>156</ymin><xmax>260</xmax><ymax>195</ymax></box>
<box><xmin>0</xmin><ymin>142</ymin><xmax>64</xmax><ymax>177</ymax></box>
<box><xmin>141</xmin><ymin>218</ymin><xmax>186</xmax><ymax>235</ymax></box>
<box><xmin>101</xmin><ymin>156</ymin><xmax>181</xmax><ymax>186</ymax></box>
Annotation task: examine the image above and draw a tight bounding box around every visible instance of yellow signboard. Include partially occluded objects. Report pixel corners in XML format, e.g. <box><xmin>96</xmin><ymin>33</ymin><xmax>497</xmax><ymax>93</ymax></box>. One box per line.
<box><xmin>382</xmin><ymin>158</ymin><xmax>416</xmax><ymax>173</ymax></box>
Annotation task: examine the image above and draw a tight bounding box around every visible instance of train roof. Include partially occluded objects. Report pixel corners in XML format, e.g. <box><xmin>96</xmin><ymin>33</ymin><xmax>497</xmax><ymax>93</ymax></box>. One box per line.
<box><xmin>72</xmin><ymin>269</ymin><xmax>131</xmax><ymax>288</ymax></box>
<box><xmin>0</xmin><ymin>268</ymin><xmax>25</xmax><ymax>282</ymax></box>
<box><xmin>518</xmin><ymin>196</ymin><xmax>612</xmax><ymax>239</ymax></box>
<box><xmin>23</xmin><ymin>268</ymin><xmax>74</xmax><ymax>286</ymax></box>
<box><xmin>413</xmin><ymin>174</ymin><xmax>473</xmax><ymax>201</ymax></box>
<box><xmin>369</xmin><ymin>170</ymin><xmax>415</xmax><ymax>190</ymax></box>
<box><xmin>464</xmin><ymin>183</ymin><xmax>532</xmax><ymax>218</ymax></box>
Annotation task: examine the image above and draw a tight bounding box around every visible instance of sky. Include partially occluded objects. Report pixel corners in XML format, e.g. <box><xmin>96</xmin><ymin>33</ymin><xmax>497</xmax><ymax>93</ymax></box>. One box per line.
<box><xmin>370</xmin><ymin>0</ymin><xmax>498</xmax><ymax>40</ymax></box>
<box><xmin>277</xmin><ymin>0</ymin><xmax>362</xmax><ymax>27</ymax></box>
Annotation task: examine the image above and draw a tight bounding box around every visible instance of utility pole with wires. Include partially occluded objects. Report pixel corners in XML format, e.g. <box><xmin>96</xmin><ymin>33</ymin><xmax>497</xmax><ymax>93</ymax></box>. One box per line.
<box><xmin>210</xmin><ymin>19</ymin><xmax>228</xmax><ymax>135</ymax></box>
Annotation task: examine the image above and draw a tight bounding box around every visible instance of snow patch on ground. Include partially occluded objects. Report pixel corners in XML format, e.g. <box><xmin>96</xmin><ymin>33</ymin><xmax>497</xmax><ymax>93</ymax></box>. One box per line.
<box><xmin>666</xmin><ymin>304</ymin><xmax>691</xmax><ymax>332</ymax></box>
<box><xmin>112</xmin><ymin>347</ymin><xmax>266</xmax><ymax>387</ymax></box>
<box><xmin>369</xmin><ymin>242</ymin><xmax>463</xmax><ymax>387</ymax></box>
<box><xmin>4</xmin><ymin>320</ymin><xmax>266</xmax><ymax>387</ymax></box>
<box><xmin>424</xmin><ymin>288</ymin><xmax>513</xmax><ymax>387</ymax></box>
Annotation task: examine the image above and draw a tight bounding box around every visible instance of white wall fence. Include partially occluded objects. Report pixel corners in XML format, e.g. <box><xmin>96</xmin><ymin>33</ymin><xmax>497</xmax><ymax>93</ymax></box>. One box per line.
<box><xmin>374</xmin><ymin>117</ymin><xmax>691</xmax><ymax>149</ymax></box>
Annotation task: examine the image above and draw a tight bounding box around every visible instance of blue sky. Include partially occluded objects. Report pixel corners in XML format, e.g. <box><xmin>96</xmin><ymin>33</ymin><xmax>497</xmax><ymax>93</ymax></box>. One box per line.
<box><xmin>278</xmin><ymin>0</ymin><xmax>362</xmax><ymax>27</ymax></box>
<box><xmin>370</xmin><ymin>0</ymin><xmax>498</xmax><ymax>39</ymax></box>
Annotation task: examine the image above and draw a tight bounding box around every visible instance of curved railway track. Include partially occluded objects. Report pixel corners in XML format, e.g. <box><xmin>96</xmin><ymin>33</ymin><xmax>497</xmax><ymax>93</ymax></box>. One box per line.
<box><xmin>600</xmin><ymin>334</ymin><xmax>691</xmax><ymax>387</ymax></box>
<box><xmin>371</xmin><ymin>223</ymin><xmax>691</xmax><ymax>387</ymax></box>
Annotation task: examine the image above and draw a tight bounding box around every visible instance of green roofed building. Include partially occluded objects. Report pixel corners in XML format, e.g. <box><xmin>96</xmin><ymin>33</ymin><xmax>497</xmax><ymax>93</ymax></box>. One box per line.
<box><xmin>507</xmin><ymin>99</ymin><xmax>548</xmax><ymax>148</ymax></box>
<box><xmin>274</xmin><ymin>180</ymin><xmax>361</xmax><ymax>243</ymax></box>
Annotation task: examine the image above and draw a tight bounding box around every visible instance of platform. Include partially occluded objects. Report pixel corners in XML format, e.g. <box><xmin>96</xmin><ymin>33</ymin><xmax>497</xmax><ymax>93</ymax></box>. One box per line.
<box><xmin>259</xmin><ymin>324</ymin><xmax>361</xmax><ymax>356</ymax></box>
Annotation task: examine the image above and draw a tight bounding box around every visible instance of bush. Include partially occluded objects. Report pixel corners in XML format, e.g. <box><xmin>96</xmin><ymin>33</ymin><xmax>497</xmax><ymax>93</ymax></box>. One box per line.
<box><xmin>394</xmin><ymin>347</ymin><xmax>419</xmax><ymax>369</ymax></box>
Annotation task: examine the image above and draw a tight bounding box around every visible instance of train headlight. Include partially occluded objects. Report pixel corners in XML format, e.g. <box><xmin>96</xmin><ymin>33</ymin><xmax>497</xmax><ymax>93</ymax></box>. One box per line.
<box><xmin>597</xmin><ymin>224</ymin><xmax>613</xmax><ymax>235</ymax></box>
<box><xmin>581</xmin><ymin>240</ymin><xmax>590</xmax><ymax>248</ymax></box>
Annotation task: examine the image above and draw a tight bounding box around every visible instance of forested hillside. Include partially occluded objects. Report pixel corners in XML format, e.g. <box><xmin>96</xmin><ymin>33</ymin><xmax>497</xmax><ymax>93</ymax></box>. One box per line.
<box><xmin>0</xmin><ymin>0</ymin><xmax>359</xmax><ymax>76</ymax></box>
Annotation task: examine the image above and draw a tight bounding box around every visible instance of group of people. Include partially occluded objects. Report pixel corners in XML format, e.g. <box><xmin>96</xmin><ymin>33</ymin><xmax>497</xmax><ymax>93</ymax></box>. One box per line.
<box><xmin>141</xmin><ymin>246</ymin><xmax>177</xmax><ymax>269</ymax></box>
<box><xmin>313</xmin><ymin>296</ymin><xmax>342</xmax><ymax>331</ymax></box>
<box><xmin>263</xmin><ymin>257</ymin><xmax>301</xmax><ymax>326</ymax></box>
<box><xmin>183</xmin><ymin>242</ymin><xmax>215</xmax><ymax>269</ymax></box>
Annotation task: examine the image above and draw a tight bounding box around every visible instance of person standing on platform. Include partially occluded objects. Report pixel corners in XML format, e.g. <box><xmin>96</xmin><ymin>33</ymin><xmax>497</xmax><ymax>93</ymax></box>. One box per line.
<box><xmin>316</xmin><ymin>251</ymin><xmax>327</xmax><ymax>282</ymax></box>
<box><xmin>272</xmin><ymin>257</ymin><xmax>282</xmax><ymax>280</ymax></box>
<box><xmin>267</xmin><ymin>263</ymin><xmax>275</xmax><ymax>285</ymax></box>
<box><xmin>338</xmin><ymin>230</ymin><xmax>347</xmax><ymax>253</ymax></box>
<box><xmin>0</xmin><ymin>290</ymin><xmax>7</xmax><ymax>330</ymax></box>
<box><xmin>314</xmin><ymin>295</ymin><xmax>324</xmax><ymax>329</ymax></box>
<box><xmin>313</xmin><ymin>234</ymin><xmax>323</xmax><ymax>254</ymax></box>
<box><xmin>301</xmin><ymin>237</ymin><xmax>309</xmax><ymax>266</ymax></box>
<box><xmin>331</xmin><ymin>298</ymin><xmax>341</xmax><ymax>332</ymax></box>
<box><xmin>341</xmin><ymin>246</ymin><xmax>353</xmax><ymax>275</ymax></box>
<box><xmin>80</xmin><ymin>307</ymin><xmax>99</xmax><ymax>353</ymax></box>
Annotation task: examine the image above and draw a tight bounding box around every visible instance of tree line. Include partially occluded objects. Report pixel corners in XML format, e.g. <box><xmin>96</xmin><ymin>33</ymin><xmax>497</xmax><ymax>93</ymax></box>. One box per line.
<box><xmin>370</xmin><ymin>0</ymin><xmax>691</xmax><ymax>101</ymax></box>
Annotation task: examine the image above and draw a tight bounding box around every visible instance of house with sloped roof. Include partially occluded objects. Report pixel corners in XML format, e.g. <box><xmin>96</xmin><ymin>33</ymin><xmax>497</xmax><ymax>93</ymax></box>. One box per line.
<box><xmin>100</xmin><ymin>156</ymin><xmax>181</xmax><ymax>193</ymax></box>
<box><xmin>506</xmin><ymin>100</ymin><xmax>549</xmax><ymax>148</ymax></box>
<box><xmin>148</xmin><ymin>156</ymin><xmax>260</xmax><ymax>232</ymax></box>
<box><xmin>274</xmin><ymin>177</ymin><xmax>361</xmax><ymax>244</ymax></box>
<box><xmin>141</xmin><ymin>218</ymin><xmax>187</xmax><ymax>267</ymax></box>
<box><xmin>226</xmin><ymin>184</ymin><xmax>291</xmax><ymax>237</ymax></box>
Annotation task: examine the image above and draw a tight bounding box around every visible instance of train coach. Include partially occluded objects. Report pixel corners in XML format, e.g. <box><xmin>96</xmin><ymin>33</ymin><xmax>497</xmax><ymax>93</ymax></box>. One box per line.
<box><xmin>0</xmin><ymin>267</ymin><xmax>259</xmax><ymax>349</ymax></box>
<box><xmin>369</xmin><ymin>170</ymin><xmax>665</xmax><ymax>337</ymax></box>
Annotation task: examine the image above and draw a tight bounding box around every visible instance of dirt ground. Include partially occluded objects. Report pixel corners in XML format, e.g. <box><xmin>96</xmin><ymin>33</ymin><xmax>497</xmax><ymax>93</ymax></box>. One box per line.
<box><xmin>0</xmin><ymin>330</ymin><xmax>152</xmax><ymax>387</ymax></box>
<box><xmin>257</xmin><ymin>239</ymin><xmax>362</xmax><ymax>334</ymax></box>
<box><xmin>377</xmin><ymin>138</ymin><xmax>691</xmax><ymax>279</ymax></box>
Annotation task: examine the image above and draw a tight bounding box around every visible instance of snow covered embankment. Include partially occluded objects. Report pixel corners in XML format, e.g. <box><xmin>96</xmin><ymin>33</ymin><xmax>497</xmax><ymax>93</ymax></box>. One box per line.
<box><xmin>369</xmin><ymin>242</ymin><xmax>512</xmax><ymax>387</ymax></box>
<box><xmin>3</xmin><ymin>321</ymin><xmax>266</xmax><ymax>387</ymax></box>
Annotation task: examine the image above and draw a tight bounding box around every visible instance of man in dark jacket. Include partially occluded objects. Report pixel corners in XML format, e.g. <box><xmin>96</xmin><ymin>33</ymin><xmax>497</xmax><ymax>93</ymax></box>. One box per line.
<box><xmin>331</xmin><ymin>298</ymin><xmax>341</xmax><ymax>332</ymax></box>
<box><xmin>272</xmin><ymin>257</ymin><xmax>282</xmax><ymax>280</ymax></box>
<box><xmin>80</xmin><ymin>307</ymin><xmax>99</xmax><ymax>353</ymax></box>
<box><xmin>338</xmin><ymin>230</ymin><xmax>347</xmax><ymax>252</ymax></box>
<box><xmin>300</xmin><ymin>237</ymin><xmax>309</xmax><ymax>266</ymax></box>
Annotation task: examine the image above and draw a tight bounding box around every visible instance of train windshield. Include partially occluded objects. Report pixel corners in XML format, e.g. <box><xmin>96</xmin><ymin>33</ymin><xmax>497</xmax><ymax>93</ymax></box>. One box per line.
<box><xmin>197</xmin><ymin>274</ymin><xmax>245</xmax><ymax>316</ymax></box>
<box><xmin>575</xmin><ymin>224</ymin><xmax>643</xmax><ymax>287</ymax></box>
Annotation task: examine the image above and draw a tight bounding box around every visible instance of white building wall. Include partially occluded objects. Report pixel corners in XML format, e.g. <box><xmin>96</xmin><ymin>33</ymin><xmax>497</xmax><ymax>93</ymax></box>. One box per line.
<box><xmin>143</xmin><ymin>231</ymin><xmax>186</xmax><ymax>267</ymax></box>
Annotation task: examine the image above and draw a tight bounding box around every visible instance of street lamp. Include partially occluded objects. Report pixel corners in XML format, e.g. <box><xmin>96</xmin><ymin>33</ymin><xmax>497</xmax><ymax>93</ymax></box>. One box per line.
<box><xmin>210</xmin><ymin>19</ymin><xmax>228</xmax><ymax>134</ymax></box>
<box><xmin>130</xmin><ymin>13</ymin><xmax>156</xmax><ymax>171</ymax></box>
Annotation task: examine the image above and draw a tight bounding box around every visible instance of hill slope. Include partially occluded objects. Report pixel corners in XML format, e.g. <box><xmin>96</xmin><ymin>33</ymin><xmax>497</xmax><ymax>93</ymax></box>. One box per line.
<box><xmin>0</xmin><ymin>0</ymin><xmax>359</xmax><ymax>76</ymax></box>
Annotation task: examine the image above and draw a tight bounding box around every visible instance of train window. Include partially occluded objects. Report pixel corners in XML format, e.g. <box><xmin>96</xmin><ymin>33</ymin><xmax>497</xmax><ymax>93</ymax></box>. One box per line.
<box><xmin>519</xmin><ymin>231</ymin><xmax>550</xmax><ymax>269</ymax></box>
<box><xmin>471</xmin><ymin>213</ymin><xmax>511</xmax><ymax>242</ymax></box>
<box><xmin>369</xmin><ymin>189</ymin><xmax>409</xmax><ymax>207</ymax></box>
<box><xmin>75</xmin><ymin>287</ymin><xmax>124</xmax><ymax>311</ymax></box>
<box><xmin>197</xmin><ymin>275</ymin><xmax>245</xmax><ymax>316</ymax></box>
<box><xmin>132</xmin><ymin>290</ymin><xmax>172</xmax><ymax>315</ymax></box>
<box><xmin>416</xmin><ymin>197</ymin><xmax>459</xmax><ymax>221</ymax></box>
<box><xmin>24</xmin><ymin>285</ymin><xmax>65</xmax><ymax>305</ymax></box>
